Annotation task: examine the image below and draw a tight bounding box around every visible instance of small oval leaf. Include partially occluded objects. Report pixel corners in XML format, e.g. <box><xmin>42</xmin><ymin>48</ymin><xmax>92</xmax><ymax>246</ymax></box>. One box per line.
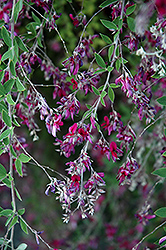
<box><xmin>101</xmin><ymin>19</ymin><xmax>117</xmax><ymax>30</ymax></box>
<box><xmin>95</xmin><ymin>53</ymin><xmax>106</xmax><ymax>68</ymax></box>
<box><xmin>152</xmin><ymin>168</ymin><xmax>166</xmax><ymax>178</ymax></box>
<box><xmin>155</xmin><ymin>207</ymin><xmax>166</xmax><ymax>218</ymax></box>
<box><xmin>157</xmin><ymin>96</ymin><xmax>166</xmax><ymax>106</ymax></box>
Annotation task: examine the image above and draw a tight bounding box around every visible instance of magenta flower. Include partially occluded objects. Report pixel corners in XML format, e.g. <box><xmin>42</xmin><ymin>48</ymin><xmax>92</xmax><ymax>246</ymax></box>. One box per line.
<box><xmin>95</xmin><ymin>138</ymin><xmax>111</xmax><ymax>161</ymax></box>
<box><xmin>46</xmin><ymin>113</ymin><xmax>63</xmax><ymax>137</ymax></box>
<box><xmin>110</xmin><ymin>141</ymin><xmax>123</xmax><ymax>162</ymax></box>
<box><xmin>117</xmin><ymin>157</ymin><xmax>139</xmax><ymax>185</ymax></box>
<box><xmin>57</xmin><ymin>94</ymin><xmax>80</xmax><ymax>120</ymax></box>
<box><xmin>69</xmin><ymin>14</ymin><xmax>79</xmax><ymax>27</ymax></box>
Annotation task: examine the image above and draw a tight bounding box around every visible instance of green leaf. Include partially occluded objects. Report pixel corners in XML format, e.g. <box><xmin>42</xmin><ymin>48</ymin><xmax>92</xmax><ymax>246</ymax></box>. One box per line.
<box><xmin>116</xmin><ymin>58</ymin><xmax>121</xmax><ymax>72</ymax></box>
<box><xmin>98</xmin><ymin>85</ymin><xmax>104</xmax><ymax>91</ymax></box>
<box><xmin>155</xmin><ymin>207</ymin><xmax>166</xmax><ymax>218</ymax></box>
<box><xmin>2</xmin><ymin>110</ymin><xmax>12</xmax><ymax>127</ymax></box>
<box><xmin>92</xmin><ymin>86</ymin><xmax>100</xmax><ymax>96</ymax></box>
<box><xmin>20</xmin><ymin>218</ymin><xmax>28</xmax><ymax>234</ymax></box>
<box><xmin>7</xmin><ymin>94</ymin><xmax>15</xmax><ymax>105</ymax></box>
<box><xmin>1</xmin><ymin>48</ymin><xmax>14</xmax><ymax>61</ymax></box>
<box><xmin>108</xmin><ymin>87</ymin><xmax>115</xmax><ymax>102</ymax></box>
<box><xmin>0</xmin><ymin>71</ymin><xmax>5</xmax><ymax>82</ymax></box>
<box><xmin>100</xmin><ymin>33</ymin><xmax>112</xmax><ymax>44</ymax></box>
<box><xmin>15</xmin><ymin>36</ymin><xmax>28</xmax><ymax>52</ymax></box>
<box><xmin>85</xmin><ymin>104</ymin><xmax>92</xmax><ymax>109</ymax></box>
<box><xmin>10</xmin><ymin>145</ymin><xmax>17</xmax><ymax>158</ymax></box>
<box><xmin>0</xmin><ymin>209</ymin><xmax>13</xmax><ymax>217</ymax></box>
<box><xmin>12</xmin><ymin>116</ymin><xmax>20</xmax><ymax>127</ymax></box>
<box><xmin>1</xmin><ymin>26</ymin><xmax>12</xmax><ymax>47</ymax></box>
<box><xmin>101</xmin><ymin>19</ymin><xmax>117</xmax><ymax>30</ymax></box>
<box><xmin>110</xmin><ymin>83</ymin><xmax>120</xmax><ymax>88</ymax></box>
<box><xmin>18</xmin><ymin>208</ymin><xmax>25</xmax><ymax>216</ymax></box>
<box><xmin>3</xmin><ymin>137</ymin><xmax>9</xmax><ymax>146</ymax></box>
<box><xmin>152</xmin><ymin>168</ymin><xmax>166</xmax><ymax>178</ymax></box>
<box><xmin>100</xmin><ymin>0</ymin><xmax>117</xmax><ymax>8</ymax></box>
<box><xmin>19</xmin><ymin>153</ymin><xmax>31</xmax><ymax>163</ymax></box>
<box><xmin>16</xmin><ymin>243</ymin><xmax>28</xmax><ymax>250</ymax></box>
<box><xmin>157</xmin><ymin>96</ymin><xmax>166</xmax><ymax>106</ymax></box>
<box><xmin>126</xmin><ymin>4</ymin><xmax>136</xmax><ymax>15</ymax></box>
<box><xmin>108</xmin><ymin>45</ymin><xmax>114</xmax><ymax>61</ymax></box>
<box><xmin>83</xmin><ymin>110</ymin><xmax>92</xmax><ymax>119</ymax></box>
<box><xmin>107</xmin><ymin>66</ymin><xmax>114</xmax><ymax>72</ymax></box>
<box><xmin>15</xmin><ymin>159</ymin><xmax>23</xmax><ymax>176</ymax></box>
<box><xmin>162</xmin><ymin>151</ymin><xmax>166</xmax><ymax>157</ymax></box>
<box><xmin>0</xmin><ymin>164</ymin><xmax>7</xmax><ymax>180</ymax></box>
<box><xmin>15</xmin><ymin>78</ymin><xmax>26</xmax><ymax>91</ymax></box>
<box><xmin>100</xmin><ymin>97</ymin><xmax>106</xmax><ymax>107</ymax></box>
<box><xmin>3</xmin><ymin>79</ymin><xmax>15</xmax><ymax>94</ymax></box>
<box><xmin>14</xmin><ymin>187</ymin><xmax>22</xmax><ymax>201</ymax></box>
<box><xmin>5</xmin><ymin>214</ymin><xmax>14</xmax><ymax>226</ymax></box>
<box><xmin>9</xmin><ymin>61</ymin><xmax>16</xmax><ymax>77</ymax></box>
<box><xmin>0</xmin><ymin>128</ymin><xmax>11</xmax><ymax>141</ymax></box>
<box><xmin>26</xmin><ymin>23</ymin><xmax>36</xmax><ymax>36</ymax></box>
<box><xmin>9</xmin><ymin>216</ymin><xmax>18</xmax><ymax>230</ymax></box>
<box><xmin>117</xmin><ymin>18</ymin><xmax>123</xmax><ymax>30</ymax></box>
<box><xmin>0</xmin><ymin>101</ymin><xmax>8</xmax><ymax>112</ymax></box>
<box><xmin>127</xmin><ymin>17</ymin><xmax>135</xmax><ymax>32</ymax></box>
<box><xmin>100</xmin><ymin>90</ymin><xmax>107</xmax><ymax>98</ymax></box>
<box><xmin>95</xmin><ymin>53</ymin><xmax>106</xmax><ymax>68</ymax></box>
<box><xmin>37</xmin><ymin>31</ymin><xmax>43</xmax><ymax>47</ymax></box>
<box><xmin>119</xmin><ymin>57</ymin><xmax>128</xmax><ymax>64</ymax></box>
<box><xmin>32</xmin><ymin>12</ymin><xmax>41</xmax><ymax>25</ymax></box>
<box><xmin>2</xmin><ymin>177</ymin><xmax>11</xmax><ymax>188</ymax></box>
<box><xmin>115</xmin><ymin>46</ymin><xmax>119</xmax><ymax>57</ymax></box>
<box><xmin>94</xmin><ymin>69</ymin><xmax>106</xmax><ymax>74</ymax></box>
<box><xmin>113</xmin><ymin>31</ymin><xmax>120</xmax><ymax>41</ymax></box>
<box><xmin>14</xmin><ymin>0</ymin><xmax>23</xmax><ymax>23</ymax></box>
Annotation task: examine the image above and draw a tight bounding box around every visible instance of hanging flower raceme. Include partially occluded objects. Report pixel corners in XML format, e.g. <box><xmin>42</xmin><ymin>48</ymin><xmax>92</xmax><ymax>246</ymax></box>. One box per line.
<box><xmin>73</xmin><ymin>70</ymin><xmax>101</xmax><ymax>95</ymax></box>
<box><xmin>115</xmin><ymin>74</ymin><xmax>156</xmax><ymax>123</ymax></box>
<box><xmin>45</xmin><ymin>113</ymin><xmax>63</xmax><ymax>137</ymax></box>
<box><xmin>110</xmin><ymin>141</ymin><xmax>123</xmax><ymax>162</ymax></box>
<box><xmin>40</xmin><ymin>60</ymin><xmax>71</xmax><ymax>98</ymax></box>
<box><xmin>117</xmin><ymin>125</ymin><xmax>136</xmax><ymax>151</ymax></box>
<box><xmin>19</xmin><ymin>52</ymin><xmax>42</xmax><ymax>74</ymax></box>
<box><xmin>62</xmin><ymin>54</ymin><xmax>83</xmax><ymax>75</ymax></box>
<box><xmin>101</xmin><ymin>111</ymin><xmax>123</xmax><ymax>135</ymax></box>
<box><xmin>55</xmin><ymin>123</ymin><xmax>92</xmax><ymax>158</ymax></box>
<box><xmin>94</xmin><ymin>137</ymin><xmax>111</xmax><ymax>161</ymax></box>
<box><xmin>135</xmin><ymin>204</ymin><xmax>156</xmax><ymax>225</ymax></box>
<box><xmin>116</xmin><ymin>157</ymin><xmax>140</xmax><ymax>185</ymax></box>
<box><xmin>57</xmin><ymin>93</ymin><xmax>80</xmax><ymax>120</ymax></box>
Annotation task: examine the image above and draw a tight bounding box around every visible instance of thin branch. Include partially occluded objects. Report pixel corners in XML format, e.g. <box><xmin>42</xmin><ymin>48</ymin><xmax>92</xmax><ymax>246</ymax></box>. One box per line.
<box><xmin>132</xmin><ymin>220</ymin><xmax>166</xmax><ymax>250</ymax></box>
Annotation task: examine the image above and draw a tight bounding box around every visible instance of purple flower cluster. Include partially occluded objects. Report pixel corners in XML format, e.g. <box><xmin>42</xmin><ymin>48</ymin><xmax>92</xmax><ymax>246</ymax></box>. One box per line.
<box><xmin>19</xmin><ymin>52</ymin><xmax>42</xmax><ymax>74</ymax></box>
<box><xmin>135</xmin><ymin>204</ymin><xmax>156</xmax><ymax>225</ymax></box>
<box><xmin>41</xmin><ymin>60</ymin><xmax>71</xmax><ymax>98</ymax></box>
<box><xmin>57</xmin><ymin>93</ymin><xmax>80</xmax><ymax>120</ymax></box>
<box><xmin>117</xmin><ymin>125</ymin><xmax>136</xmax><ymax>151</ymax></box>
<box><xmin>45</xmin><ymin>152</ymin><xmax>105</xmax><ymax>222</ymax></box>
<box><xmin>66</xmin><ymin>153</ymin><xmax>92</xmax><ymax>175</ymax></box>
<box><xmin>115</xmin><ymin>74</ymin><xmax>156</xmax><ymax>123</ymax></box>
<box><xmin>116</xmin><ymin>157</ymin><xmax>140</xmax><ymax>185</ymax></box>
<box><xmin>62</xmin><ymin>35</ymin><xmax>98</xmax><ymax>76</ymax></box>
<box><xmin>101</xmin><ymin>111</ymin><xmax>123</xmax><ymax>135</ymax></box>
<box><xmin>74</xmin><ymin>71</ymin><xmax>101</xmax><ymax>95</ymax></box>
<box><xmin>26</xmin><ymin>0</ymin><xmax>52</xmax><ymax>13</ymax></box>
<box><xmin>95</xmin><ymin>138</ymin><xmax>123</xmax><ymax>162</ymax></box>
<box><xmin>55</xmin><ymin>123</ymin><xmax>92</xmax><ymax>158</ymax></box>
<box><xmin>0</xmin><ymin>1</ymin><xmax>12</xmax><ymax>23</ymax></box>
